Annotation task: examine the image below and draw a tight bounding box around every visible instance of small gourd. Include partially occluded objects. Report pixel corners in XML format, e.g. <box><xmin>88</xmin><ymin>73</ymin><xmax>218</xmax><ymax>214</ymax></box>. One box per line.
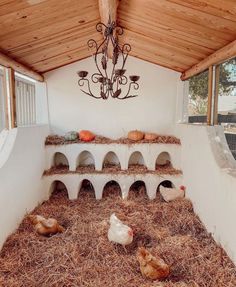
<box><xmin>144</xmin><ymin>132</ymin><xmax>158</xmax><ymax>140</ymax></box>
<box><xmin>128</xmin><ymin>130</ymin><xmax>144</xmax><ymax>141</ymax></box>
<box><xmin>79</xmin><ymin>130</ymin><xmax>95</xmax><ymax>142</ymax></box>
<box><xmin>64</xmin><ymin>131</ymin><xmax>77</xmax><ymax>141</ymax></box>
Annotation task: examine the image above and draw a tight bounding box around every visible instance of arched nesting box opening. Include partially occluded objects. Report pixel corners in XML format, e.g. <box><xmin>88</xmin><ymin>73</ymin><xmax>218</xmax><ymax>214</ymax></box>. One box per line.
<box><xmin>102</xmin><ymin>180</ymin><xmax>122</xmax><ymax>198</ymax></box>
<box><xmin>52</xmin><ymin>152</ymin><xmax>69</xmax><ymax>172</ymax></box>
<box><xmin>156</xmin><ymin>152</ymin><xmax>172</xmax><ymax>171</ymax></box>
<box><xmin>78</xmin><ymin>179</ymin><xmax>96</xmax><ymax>198</ymax></box>
<box><xmin>77</xmin><ymin>151</ymin><xmax>95</xmax><ymax>172</ymax></box>
<box><xmin>128</xmin><ymin>151</ymin><xmax>147</xmax><ymax>172</ymax></box>
<box><xmin>157</xmin><ymin>180</ymin><xmax>175</xmax><ymax>193</ymax></box>
<box><xmin>49</xmin><ymin>180</ymin><xmax>69</xmax><ymax>199</ymax></box>
<box><xmin>128</xmin><ymin>180</ymin><xmax>148</xmax><ymax>199</ymax></box>
<box><xmin>102</xmin><ymin>151</ymin><xmax>121</xmax><ymax>172</ymax></box>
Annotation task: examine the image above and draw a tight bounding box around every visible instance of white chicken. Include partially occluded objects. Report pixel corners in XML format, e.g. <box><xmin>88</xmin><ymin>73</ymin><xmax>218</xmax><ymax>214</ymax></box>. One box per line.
<box><xmin>160</xmin><ymin>185</ymin><xmax>186</xmax><ymax>202</ymax></box>
<box><xmin>108</xmin><ymin>213</ymin><xmax>133</xmax><ymax>246</ymax></box>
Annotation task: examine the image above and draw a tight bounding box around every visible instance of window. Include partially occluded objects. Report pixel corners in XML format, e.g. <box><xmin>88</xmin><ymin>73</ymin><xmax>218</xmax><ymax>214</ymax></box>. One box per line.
<box><xmin>215</xmin><ymin>57</ymin><xmax>236</xmax><ymax>158</ymax></box>
<box><xmin>187</xmin><ymin>70</ymin><xmax>209</xmax><ymax>124</ymax></box>
<box><xmin>0</xmin><ymin>67</ymin><xmax>6</xmax><ymax>132</ymax></box>
<box><xmin>182</xmin><ymin>57</ymin><xmax>236</xmax><ymax>159</ymax></box>
<box><xmin>15</xmin><ymin>73</ymin><xmax>36</xmax><ymax>126</ymax></box>
<box><xmin>0</xmin><ymin>68</ymin><xmax>37</xmax><ymax>131</ymax></box>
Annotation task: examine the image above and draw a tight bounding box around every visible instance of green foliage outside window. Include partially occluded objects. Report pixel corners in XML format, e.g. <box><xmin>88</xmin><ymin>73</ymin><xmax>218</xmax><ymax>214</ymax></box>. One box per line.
<box><xmin>188</xmin><ymin>57</ymin><xmax>236</xmax><ymax>115</ymax></box>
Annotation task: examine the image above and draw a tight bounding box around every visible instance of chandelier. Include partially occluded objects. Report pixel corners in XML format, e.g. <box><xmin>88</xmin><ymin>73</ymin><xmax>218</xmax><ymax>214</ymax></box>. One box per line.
<box><xmin>77</xmin><ymin>17</ymin><xmax>140</xmax><ymax>100</ymax></box>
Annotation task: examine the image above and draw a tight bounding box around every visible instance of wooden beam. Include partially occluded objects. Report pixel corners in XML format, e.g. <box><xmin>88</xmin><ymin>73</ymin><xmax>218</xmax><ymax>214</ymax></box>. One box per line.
<box><xmin>0</xmin><ymin>51</ymin><xmax>44</xmax><ymax>82</ymax></box>
<box><xmin>2</xmin><ymin>68</ymin><xmax>9</xmax><ymax>129</ymax></box>
<box><xmin>98</xmin><ymin>0</ymin><xmax>119</xmax><ymax>57</ymax></box>
<box><xmin>7</xmin><ymin>68</ymin><xmax>17</xmax><ymax>129</ymax></box>
<box><xmin>207</xmin><ymin>66</ymin><xmax>213</xmax><ymax>125</ymax></box>
<box><xmin>213</xmin><ymin>65</ymin><xmax>220</xmax><ymax>125</ymax></box>
<box><xmin>99</xmin><ymin>0</ymin><xmax>118</xmax><ymax>24</ymax></box>
<box><xmin>181</xmin><ymin>40</ymin><xmax>236</xmax><ymax>80</ymax></box>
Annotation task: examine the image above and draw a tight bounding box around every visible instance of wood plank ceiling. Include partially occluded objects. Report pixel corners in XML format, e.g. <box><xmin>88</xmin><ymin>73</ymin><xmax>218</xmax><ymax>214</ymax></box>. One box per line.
<box><xmin>0</xmin><ymin>0</ymin><xmax>235</xmax><ymax>75</ymax></box>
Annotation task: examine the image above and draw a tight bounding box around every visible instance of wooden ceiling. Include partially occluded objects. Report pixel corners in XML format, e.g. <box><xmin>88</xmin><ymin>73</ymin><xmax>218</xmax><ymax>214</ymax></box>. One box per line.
<box><xmin>0</xmin><ymin>0</ymin><xmax>235</xmax><ymax>77</ymax></box>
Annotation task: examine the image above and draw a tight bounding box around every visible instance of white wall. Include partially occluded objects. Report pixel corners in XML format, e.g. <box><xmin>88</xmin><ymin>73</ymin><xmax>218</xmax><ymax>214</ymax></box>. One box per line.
<box><xmin>0</xmin><ymin>125</ymin><xmax>49</xmax><ymax>249</ymax></box>
<box><xmin>35</xmin><ymin>81</ymin><xmax>49</xmax><ymax>125</ymax></box>
<box><xmin>45</xmin><ymin>56</ymin><xmax>180</xmax><ymax>138</ymax></box>
<box><xmin>177</xmin><ymin>124</ymin><xmax>236</xmax><ymax>264</ymax></box>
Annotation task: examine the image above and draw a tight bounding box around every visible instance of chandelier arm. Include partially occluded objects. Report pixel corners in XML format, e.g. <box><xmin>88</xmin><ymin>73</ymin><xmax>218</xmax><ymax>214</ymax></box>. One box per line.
<box><xmin>81</xmin><ymin>89</ymin><xmax>103</xmax><ymax>99</ymax></box>
<box><xmin>119</xmin><ymin>75</ymin><xmax>128</xmax><ymax>85</ymax></box>
<box><xmin>78</xmin><ymin>79</ymin><xmax>102</xmax><ymax>99</ymax></box>
<box><xmin>116</xmin><ymin>82</ymin><xmax>139</xmax><ymax>100</ymax></box>
<box><xmin>110</xmin><ymin>36</ymin><xmax>126</xmax><ymax>70</ymax></box>
<box><xmin>96</xmin><ymin>22</ymin><xmax>108</xmax><ymax>33</ymax></box>
<box><xmin>92</xmin><ymin>37</ymin><xmax>108</xmax><ymax>78</ymax></box>
<box><xmin>114</xmin><ymin>25</ymin><xmax>124</xmax><ymax>36</ymax></box>
<box><xmin>103</xmin><ymin>37</ymin><xmax>110</xmax><ymax>80</ymax></box>
<box><xmin>117</xmin><ymin>95</ymin><xmax>137</xmax><ymax>100</ymax></box>
<box><xmin>110</xmin><ymin>62</ymin><xmax>117</xmax><ymax>91</ymax></box>
<box><xmin>102</xmin><ymin>82</ymin><xmax>109</xmax><ymax>96</ymax></box>
<box><xmin>91</xmin><ymin>73</ymin><xmax>103</xmax><ymax>83</ymax></box>
<box><xmin>121</xmin><ymin>44</ymin><xmax>131</xmax><ymax>69</ymax></box>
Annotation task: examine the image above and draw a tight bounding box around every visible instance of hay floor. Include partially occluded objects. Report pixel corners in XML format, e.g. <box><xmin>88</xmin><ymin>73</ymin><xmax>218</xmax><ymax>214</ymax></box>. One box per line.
<box><xmin>1</xmin><ymin>184</ymin><xmax>236</xmax><ymax>287</ymax></box>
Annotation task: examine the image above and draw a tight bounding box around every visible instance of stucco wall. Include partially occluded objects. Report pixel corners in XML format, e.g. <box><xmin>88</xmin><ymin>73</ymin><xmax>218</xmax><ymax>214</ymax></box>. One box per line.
<box><xmin>178</xmin><ymin>124</ymin><xmax>236</xmax><ymax>264</ymax></box>
<box><xmin>0</xmin><ymin>125</ymin><xmax>49</xmax><ymax>249</ymax></box>
<box><xmin>45</xmin><ymin>56</ymin><xmax>180</xmax><ymax>138</ymax></box>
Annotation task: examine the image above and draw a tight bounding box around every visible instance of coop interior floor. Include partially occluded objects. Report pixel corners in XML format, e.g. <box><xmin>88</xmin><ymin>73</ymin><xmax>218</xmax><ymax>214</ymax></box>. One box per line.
<box><xmin>1</xmin><ymin>184</ymin><xmax>236</xmax><ymax>287</ymax></box>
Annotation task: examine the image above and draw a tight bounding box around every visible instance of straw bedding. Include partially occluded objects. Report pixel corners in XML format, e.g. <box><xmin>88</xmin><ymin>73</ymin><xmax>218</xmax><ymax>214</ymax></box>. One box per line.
<box><xmin>0</xmin><ymin>184</ymin><xmax>236</xmax><ymax>287</ymax></box>
<box><xmin>43</xmin><ymin>163</ymin><xmax>182</xmax><ymax>176</ymax></box>
<box><xmin>45</xmin><ymin>135</ymin><xmax>181</xmax><ymax>145</ymax></box>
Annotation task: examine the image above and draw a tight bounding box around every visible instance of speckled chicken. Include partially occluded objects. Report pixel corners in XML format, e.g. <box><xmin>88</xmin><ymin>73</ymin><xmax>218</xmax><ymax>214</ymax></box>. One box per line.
<box><xmin>137</xmin><ymin>247</ymin><xmax>170</xmax><ymax>280</ymax></box>
<box><xmin>29</xmin><ymin>215</ymin><xmax>64</xmax><ymax>236</ymax></box>
<box><xmin>108</xmin><ymin>213</ymin><xmax>133</xmax><ymax>246</ymax></box>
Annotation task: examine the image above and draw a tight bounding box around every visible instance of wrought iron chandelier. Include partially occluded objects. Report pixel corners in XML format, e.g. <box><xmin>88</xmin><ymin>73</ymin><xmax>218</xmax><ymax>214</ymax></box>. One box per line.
<box><xmin>77</xmin><ymin>17</ymin><xmax>140</xmax><ymax>100</ymax></box>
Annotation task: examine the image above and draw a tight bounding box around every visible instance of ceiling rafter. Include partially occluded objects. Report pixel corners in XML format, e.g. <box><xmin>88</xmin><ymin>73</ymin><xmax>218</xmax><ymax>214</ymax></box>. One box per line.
<box><xmin>181</xmin><ymin>39</ymin><xmax>236</xmax><ymax>80</ymax></box>
<box><xmin>0</xmin><ymin>0</ymin><xmax>235</xmax><ymax>76</ymax></box>
<box><xmin>0</xmin><ymin>51</ymin><xmax>44</xmax><ymax>82</ymax></box>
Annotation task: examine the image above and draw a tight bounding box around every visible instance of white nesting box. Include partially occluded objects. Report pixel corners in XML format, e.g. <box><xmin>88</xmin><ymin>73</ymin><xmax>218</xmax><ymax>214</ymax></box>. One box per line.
<box><xmin>44</xmin><ymin>142</ymin><xmax>183</xmax><ymax>200</ymax></box>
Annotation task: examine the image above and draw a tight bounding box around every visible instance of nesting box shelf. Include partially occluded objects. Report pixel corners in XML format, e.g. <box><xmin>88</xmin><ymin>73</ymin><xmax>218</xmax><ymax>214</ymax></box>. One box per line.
<box><xmin>44</xmin><ymin>172</ymin><xmax>183</xmax><ymax>200</ymax></box>
<box><xmin>45</xmin><ymin>140</ymin><xmax>182</xmax><ymax>171</ymax></box>
<box><xmin>44</xmin><ymin>138</ymin><xmax>182</xmax><ymax>200</ymax></box>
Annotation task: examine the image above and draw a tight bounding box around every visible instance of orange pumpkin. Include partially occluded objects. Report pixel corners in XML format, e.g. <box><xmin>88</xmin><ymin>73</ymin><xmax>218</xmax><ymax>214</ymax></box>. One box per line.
<box><xmin>128</xmin><ymin>130</ymin><xmax>144</xmax><ymax>141</ymax></box>
<box><xmin>79</xmin><ymin>130</ymin><xmax>95</xmax><ymax>142</ymax></box>
<box><xmin>144</xmin><ymin>132</ymin><xmax>158</xmax><ymax>140</ymax></box>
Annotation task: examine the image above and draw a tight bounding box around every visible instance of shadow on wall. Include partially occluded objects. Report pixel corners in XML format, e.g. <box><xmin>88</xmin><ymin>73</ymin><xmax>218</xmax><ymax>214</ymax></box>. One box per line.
<box><xmin>49</xmin><ymin>180</ymin><xmax>69</xmax><ymax>198</ymax></box>
<box><xmin>128</xmin><ymin>151</ymin><xmax>146</xmax><ymax>167</ymax></box>
<box><xmin>103</xmin><ymin>152</ymin><xmax>121</xmax><ymax>169</ymax></box>
<box><xmin>156</xmin><ymin>152</ymin><xmax>172</xmax><ymax>168</ymax></box>
<box><xmin>102</xmin><ymin>180</ymin><xmax>122</xmax><ymax>198</ymax></box>
<box><xmin>78</xmin><ymin>179</ymin><xmax>96</xmax><ymax>198</ymax></box>
<box><xmin>128</xmin><ymin>180</ymin><xmax>147</xmax><ymax>199</ymax></box>
<box><xmin>77</xmin><ymin>151</ymin><xmax>95</xmax><ymax>169</ymax></box>
<box><xmin>53</xmin><ymin>152</ymin><xmax>69</xmax><ymax>170</ymax></box>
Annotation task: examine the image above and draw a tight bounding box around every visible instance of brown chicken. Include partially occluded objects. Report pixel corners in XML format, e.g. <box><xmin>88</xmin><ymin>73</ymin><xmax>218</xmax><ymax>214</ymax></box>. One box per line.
<box><xmin>137</xmin><ymin>247</ymin><xmax>170</xmax><ymax>280</ymax></box>
<box><xmin>29</xmin><ymin>215</ymin><xmax>64</xmax><ymax>236</ymax></box>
